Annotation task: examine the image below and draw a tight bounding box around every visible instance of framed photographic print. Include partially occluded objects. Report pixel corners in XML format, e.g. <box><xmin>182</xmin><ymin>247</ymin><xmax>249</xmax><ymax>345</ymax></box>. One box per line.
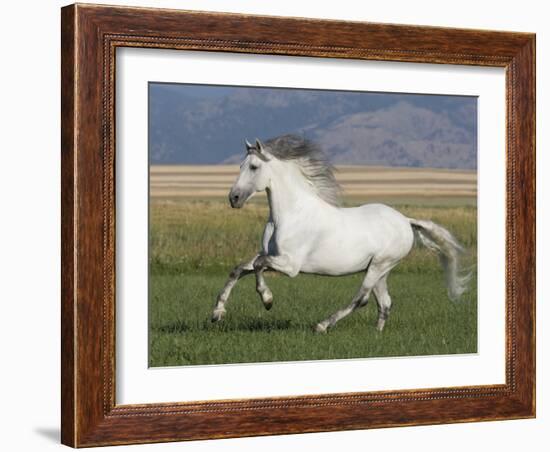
<box><xmin>61</xmin><ymin>3</ymin><xmax>536</xmax><ymax>447</ymax></box>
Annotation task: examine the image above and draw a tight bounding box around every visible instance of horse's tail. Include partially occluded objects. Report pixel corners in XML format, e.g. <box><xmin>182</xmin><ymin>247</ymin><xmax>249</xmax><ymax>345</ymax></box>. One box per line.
<box><xmin>409</xmin><ymin>218</ymin><xmax>471</xmax><ymax>301</ymax></box>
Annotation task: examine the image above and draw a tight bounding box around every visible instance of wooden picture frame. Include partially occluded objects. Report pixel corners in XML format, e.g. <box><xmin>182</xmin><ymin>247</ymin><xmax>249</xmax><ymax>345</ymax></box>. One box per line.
<box><xmin>61</xmin><ymin>3</ymin><xmax>535</xmax><ymax>447</ymax></box>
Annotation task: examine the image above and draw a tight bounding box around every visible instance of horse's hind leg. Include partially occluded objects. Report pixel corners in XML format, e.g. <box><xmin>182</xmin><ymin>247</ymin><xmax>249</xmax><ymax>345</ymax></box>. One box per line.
<box><xmin>315</xmin><ymin>262</ymin><xmax>381</xmax><ymax>333</ymax></box>
<box><xmin>315</xmin><ymin>286</ymin><xmax>371</xmax><ymax>333</ymax></box>
<box><xmin>373</xmin><ymin>275</ymin><xmax>392</xmax><ymax>332</ymax></box>
<box><xmin>211</xmin><ymin>255</ymin><xmax>258</xmax><ymax>322</ymax></box>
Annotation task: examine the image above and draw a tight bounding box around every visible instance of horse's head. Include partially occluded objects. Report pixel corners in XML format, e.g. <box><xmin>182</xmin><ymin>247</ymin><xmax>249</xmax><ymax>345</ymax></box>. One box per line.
<box><xmin>229</xmin><ymin>139</ymin><xmax>273</xmax><ymax>208</ymax></box>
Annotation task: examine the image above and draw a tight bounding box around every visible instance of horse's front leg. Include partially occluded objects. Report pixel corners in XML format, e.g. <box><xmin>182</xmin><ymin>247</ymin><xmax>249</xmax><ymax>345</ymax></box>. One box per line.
<box><xmin>253</xmin><ymin>254</ymin><xmax>298</xmax><ymax>310</ymax></box>
<box><xmin>211</xmin><ymin>255</ymin><xmax>258</xmax><ymax>322</ymax></box>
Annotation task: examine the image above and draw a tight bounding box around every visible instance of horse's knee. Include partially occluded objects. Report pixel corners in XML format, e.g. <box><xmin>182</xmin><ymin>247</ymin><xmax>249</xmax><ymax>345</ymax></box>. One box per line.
<box><xmin>253</xmin><ymin>256</ymin><xmax>266</xmax><ymax>272</ymax></box>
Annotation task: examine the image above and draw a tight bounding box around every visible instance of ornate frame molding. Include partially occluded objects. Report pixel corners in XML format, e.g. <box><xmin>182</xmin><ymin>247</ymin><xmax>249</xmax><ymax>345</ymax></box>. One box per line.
<box><xmin>61</xmin><ymin>4</ymin><xmax>535</xmax><ymax>447</ymax></box>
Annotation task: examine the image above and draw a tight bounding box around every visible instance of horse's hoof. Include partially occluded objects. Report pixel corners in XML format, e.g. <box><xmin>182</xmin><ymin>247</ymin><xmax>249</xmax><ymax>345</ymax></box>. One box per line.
<box><xmin>211</xmin><ymin>309</ymin><xmax>226</xmax><ymax>322</ymax></box>
<box><xmin>260</xmin><ymin>288</ymin><xmax>273</xmax><ymax>310</ymax></box>
<box><xmin>314</xmin><ymin>323</ymin><xmax>328</xmax><ymax>334</ymax></box>
<box><xmin>263</xmin><ymin>297</ymin><xmax>273</xmax><ymax>310</ymax></box>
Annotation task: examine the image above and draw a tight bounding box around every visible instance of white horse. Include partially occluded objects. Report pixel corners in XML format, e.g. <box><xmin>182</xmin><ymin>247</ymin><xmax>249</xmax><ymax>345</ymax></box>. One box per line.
<box><xmin>212</xmin><ymin>135</ymin><xmax>469</xmax><ymax>333</ymax></box>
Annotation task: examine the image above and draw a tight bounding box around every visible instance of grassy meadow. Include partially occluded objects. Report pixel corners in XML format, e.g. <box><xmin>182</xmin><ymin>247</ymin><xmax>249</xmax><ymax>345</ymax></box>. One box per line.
<box><xmin>149</xmin><ymin>165</ymin><xmax>477</xmax><ymax>367</ymax></box>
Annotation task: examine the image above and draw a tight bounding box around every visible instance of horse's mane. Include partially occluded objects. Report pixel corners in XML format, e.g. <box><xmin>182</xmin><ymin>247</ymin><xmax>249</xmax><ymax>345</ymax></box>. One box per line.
<box><xmin>263</xmin><ymin>134</ymin><xmax>342</xmax><ymax>206</ymax></box>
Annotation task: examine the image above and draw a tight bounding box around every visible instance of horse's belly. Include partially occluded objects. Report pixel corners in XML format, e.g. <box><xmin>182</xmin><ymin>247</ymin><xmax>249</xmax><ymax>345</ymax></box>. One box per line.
<box><xmin>300</xmin><ymin>257</ymin><xmax>370</xmax><ymax>276</ymax></box>
<box><xmin>300</xmin><ymin>241</ymin><xmax>373</xmax><ymax>275</ymax></box>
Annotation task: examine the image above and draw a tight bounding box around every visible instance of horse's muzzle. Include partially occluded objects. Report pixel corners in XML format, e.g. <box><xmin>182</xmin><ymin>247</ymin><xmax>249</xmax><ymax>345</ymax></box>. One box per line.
<box><xmin>229</xmin><ymin>188</ymin><xmax>245</xmax><ymax>208</ymax></box>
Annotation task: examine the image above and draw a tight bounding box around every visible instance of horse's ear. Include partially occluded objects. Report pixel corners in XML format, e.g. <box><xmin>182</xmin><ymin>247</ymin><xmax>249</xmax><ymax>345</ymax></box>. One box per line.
<box><xmin>245</xmin><ymin>139</ymin><xmax>254</xmax><ymax>154</ymax></box>
<box><xmin>255</xmin><ymin>139</ymin><xmax>272</xmax><ymax>161</ymax></box>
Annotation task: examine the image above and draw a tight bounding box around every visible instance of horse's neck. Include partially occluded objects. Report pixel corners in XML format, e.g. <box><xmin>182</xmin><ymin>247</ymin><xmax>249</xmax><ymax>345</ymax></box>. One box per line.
<box><xmin>266</xmin><ymin>164</ymin><xmax>328</xmax><ymax>227</ymax></box>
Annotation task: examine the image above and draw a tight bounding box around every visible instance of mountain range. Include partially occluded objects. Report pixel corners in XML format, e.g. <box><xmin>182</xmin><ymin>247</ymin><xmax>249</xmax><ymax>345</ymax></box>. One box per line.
<box><xmin>149</xmin><ymin>84</ymin><xmax>477</xmax><ymax>169</ymax></box>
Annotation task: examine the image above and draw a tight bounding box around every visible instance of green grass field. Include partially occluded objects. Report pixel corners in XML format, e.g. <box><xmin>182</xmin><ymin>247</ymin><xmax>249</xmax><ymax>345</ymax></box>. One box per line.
<box><xmin>149</xmin><ymin>198</ymin><xmax>478</xmax><ymax>367</ymax></box>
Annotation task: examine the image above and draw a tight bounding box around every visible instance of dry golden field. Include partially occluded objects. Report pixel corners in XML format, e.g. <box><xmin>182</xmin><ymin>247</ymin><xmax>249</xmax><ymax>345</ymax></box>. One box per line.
<box><xmin>150</xmin><ymin>165</ymin><xmax>477</xmax><ymax>205</ymax></box>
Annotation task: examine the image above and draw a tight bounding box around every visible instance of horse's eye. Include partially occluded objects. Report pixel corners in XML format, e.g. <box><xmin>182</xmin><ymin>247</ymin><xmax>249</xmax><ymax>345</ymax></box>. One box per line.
<box><xmin>250</xmin><ymin>165</ymin><xmax>259</xmax><ymax>171</ymax></box>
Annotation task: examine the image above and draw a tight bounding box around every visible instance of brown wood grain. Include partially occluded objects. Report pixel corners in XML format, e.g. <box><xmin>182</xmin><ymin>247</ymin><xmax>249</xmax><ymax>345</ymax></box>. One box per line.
<box><xmin>60</xmin><ymin>3</ymin><xmax>536</xmax><ymax>447</ymax></box>
<box><xmin>60</xmin><ymin>5</ymin><xmax>76</xmax><ymax>447</ymax></box>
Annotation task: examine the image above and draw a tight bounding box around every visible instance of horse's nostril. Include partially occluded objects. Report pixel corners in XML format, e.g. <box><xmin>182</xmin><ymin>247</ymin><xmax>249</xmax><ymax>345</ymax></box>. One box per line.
<box><xmin>229</xmin><ymin>192</ymin><xmax>240</xmax><ymax>207</ymax></box>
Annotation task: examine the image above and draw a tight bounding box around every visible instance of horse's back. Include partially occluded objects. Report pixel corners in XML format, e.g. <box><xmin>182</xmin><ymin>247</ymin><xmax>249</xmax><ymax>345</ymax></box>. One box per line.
<box><xmin>344</xmin><ymin>203</ymin><xmax>411</xmax><ymax>229</ymax></box>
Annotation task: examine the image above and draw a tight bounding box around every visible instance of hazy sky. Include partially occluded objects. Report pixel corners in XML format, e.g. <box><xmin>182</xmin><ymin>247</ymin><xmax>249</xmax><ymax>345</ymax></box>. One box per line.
<box><xmin>151</xmin><ymin>82</ymin><xmax>472</xmax><ymax>109</ymax></box>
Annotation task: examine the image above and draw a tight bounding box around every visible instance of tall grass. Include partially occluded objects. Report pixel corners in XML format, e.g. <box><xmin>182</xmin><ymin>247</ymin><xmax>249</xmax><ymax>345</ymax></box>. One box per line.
<box><xmin>149</xmin><ymin>200</ymin><xmax>477</xmax><ymax>275</ymax></box>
